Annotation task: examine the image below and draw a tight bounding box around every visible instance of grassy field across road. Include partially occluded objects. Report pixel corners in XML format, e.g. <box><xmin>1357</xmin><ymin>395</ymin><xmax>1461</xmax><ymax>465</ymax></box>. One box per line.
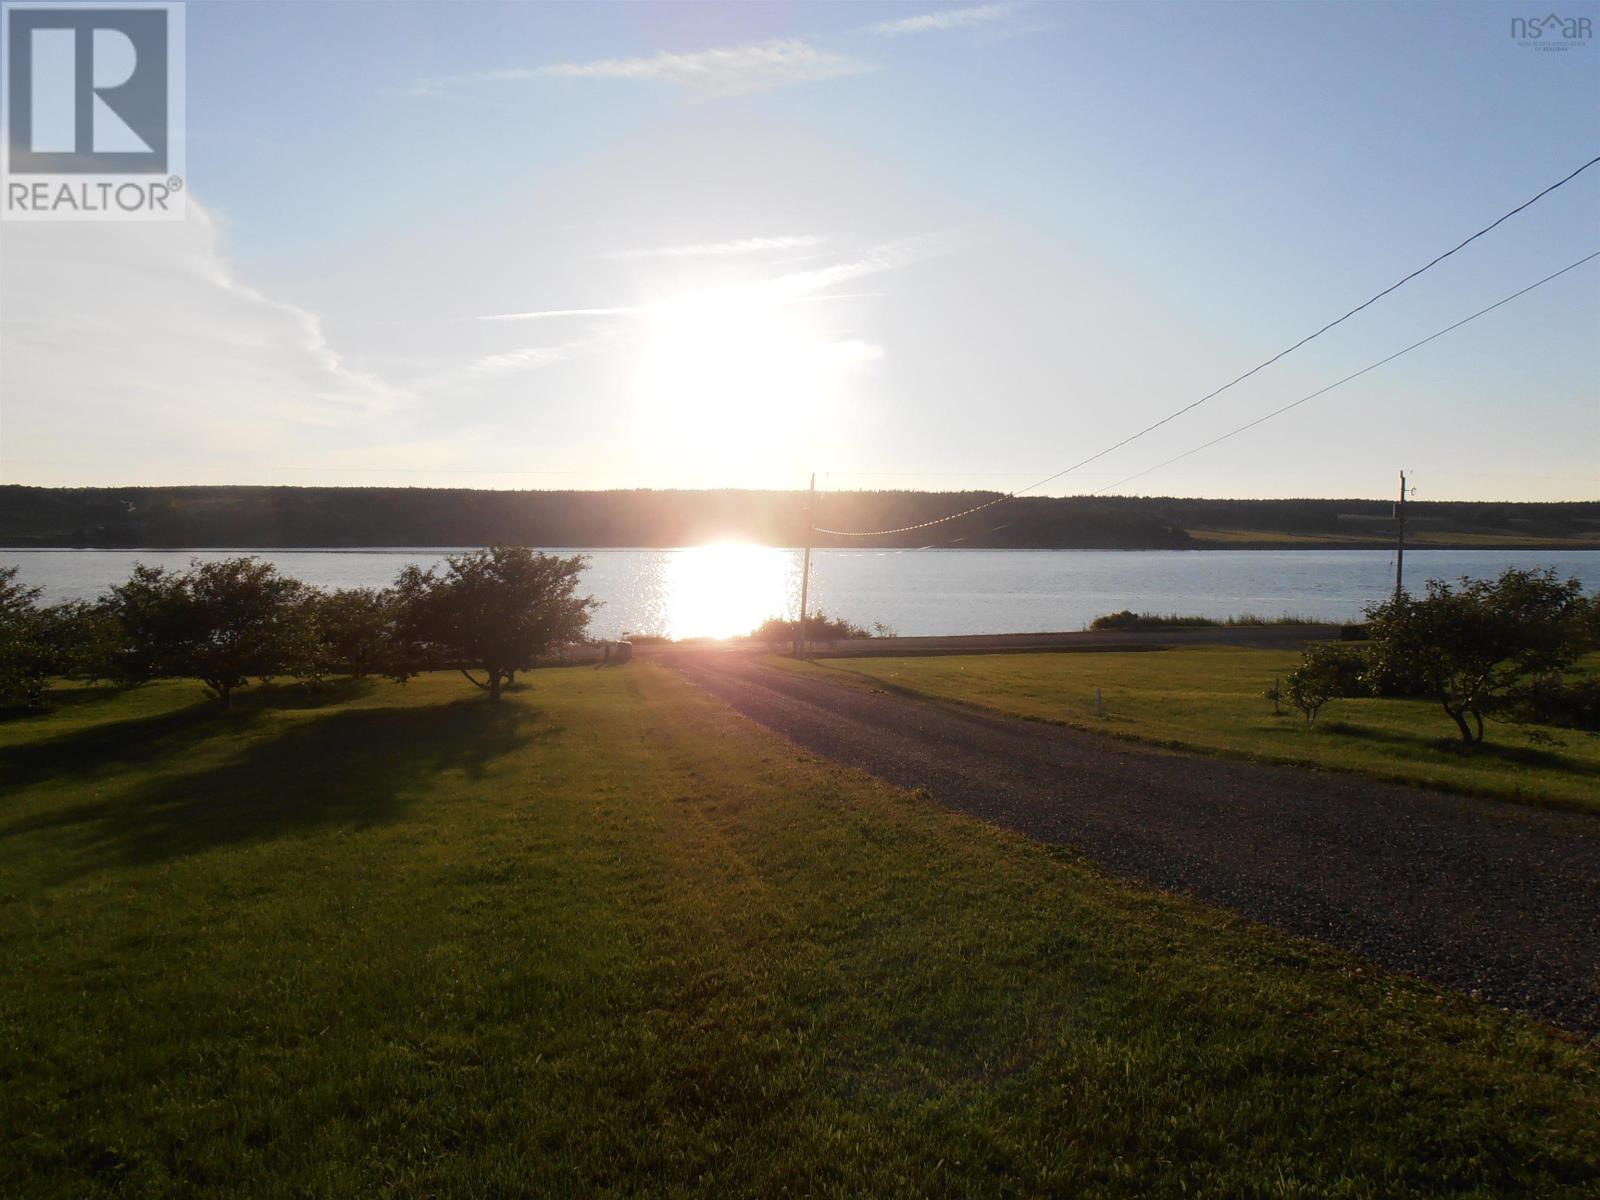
<box><xmin>796</xmin><ymin>648</ymin><xmax>1600</xmax><ymax>813</ymax></box>
<box><xmin>2</xmin><ymin>667</ymin><xmax>1597</xmax><ymax>1196</ymax></box>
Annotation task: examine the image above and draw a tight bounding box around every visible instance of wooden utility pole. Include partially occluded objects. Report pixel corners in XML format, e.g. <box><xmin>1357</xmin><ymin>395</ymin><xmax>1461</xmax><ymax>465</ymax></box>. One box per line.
<box><xmin>1394</xmin><ymin>469</ymin><xmax>1407</xmax><ymax>605</ymax></box>
<box><xmin>795</xmin><ymin>473</ymin><xmax>814</xmax><ymax>658</ymax></box>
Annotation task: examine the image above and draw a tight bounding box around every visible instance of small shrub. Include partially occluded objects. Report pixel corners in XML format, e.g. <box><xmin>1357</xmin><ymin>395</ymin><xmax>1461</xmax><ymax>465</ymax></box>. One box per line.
<box><xmin>1284</xmin><ymin>644</ymin><xmax>1368</xmax><ymax>725</ymax></box>
<box><xmin>751</xmin><ymin>612</ymin><xmax>872</xmax><ymax>642</ymax></box>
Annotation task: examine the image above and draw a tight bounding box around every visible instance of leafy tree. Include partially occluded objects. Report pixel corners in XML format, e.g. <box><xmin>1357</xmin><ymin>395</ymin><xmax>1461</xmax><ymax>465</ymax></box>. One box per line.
<box><xmin>0</xmin><ymin>566</ymin><xmax>38</xmax><ymax>626</ymax></box>
<box><xmin>1283</xmin><ymin>643</ymin><xmax>1366</xmax><ymax>725</ymax></box>
<box><xmin>40</xmin><ymin>600</ymin><xmax>124</xmax><ymax>684</ymax></box>
<box><xmin>395</xmin><ymin>547</ymin><xmax>595</xmax><ymax>702</ymax></box>
<box><xmin>316</xmin><ymin>587</ymin><xmax>406</xmax><ymax>680</ymax></box>
<box><xmin>1363</xmin><ymin>568</ymin><xmax>1595</xmax><ymax>745</ymax></box>
<box><xmin>103</xmin><ymin>558</ymin><xmax>320</xmax><ymax>708</ymax></box>
<box><xmin>0</xmin><ymin>567</ymin><xmax>52</xmax><ymax>709</ymax></box>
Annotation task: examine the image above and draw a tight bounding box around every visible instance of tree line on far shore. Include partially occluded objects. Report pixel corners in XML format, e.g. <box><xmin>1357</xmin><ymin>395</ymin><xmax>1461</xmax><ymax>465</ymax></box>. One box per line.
<box><xmin>0</xmin><ymin>547</ymin><xmax>596</xmax><ymax>710</ymax></box>
<box><xmin>11</xmin><ymin>485</ymin><xmax>1596</xmax><ymax>551</ymax></box>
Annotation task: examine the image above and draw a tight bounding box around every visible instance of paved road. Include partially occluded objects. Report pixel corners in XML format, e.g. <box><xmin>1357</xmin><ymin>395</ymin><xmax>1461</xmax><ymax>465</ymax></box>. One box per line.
<box><xmin>673</xmin><ymin>653</ymin><xmax>1600</xmax><ymax>1034</ymax></box>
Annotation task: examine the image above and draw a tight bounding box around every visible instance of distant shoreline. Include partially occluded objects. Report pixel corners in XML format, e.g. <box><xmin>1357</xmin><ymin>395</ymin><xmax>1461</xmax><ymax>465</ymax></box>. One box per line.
<box><xmin>4</xmin><ymin>485</ymin><xmax>1596</xmax><ymax>552</ymax></box>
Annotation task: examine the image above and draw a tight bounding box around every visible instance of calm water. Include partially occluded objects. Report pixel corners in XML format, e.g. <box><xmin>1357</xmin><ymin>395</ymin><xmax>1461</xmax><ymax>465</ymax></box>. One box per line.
<box><xmin>3</xmin><ymin>546</ymin><xmax>1597</xmax><ymax>641</ymax></box>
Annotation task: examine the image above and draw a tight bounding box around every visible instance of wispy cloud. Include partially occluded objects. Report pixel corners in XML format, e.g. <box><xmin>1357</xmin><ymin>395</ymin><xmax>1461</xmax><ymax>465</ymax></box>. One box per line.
<box><xmin>763</xmin><ymin>230</ymin><xmax>968</xmax><ymax>299</ymax></box>
<box><xmin>0</xmin><ymin>201</ymin><xmax>408</xmax><ymax>479</ymax></box>
<box><xmin>413</xmin><ymin>40</ymin><xmax>873</xmax><ymax>102</ymax></box>
<box><xmin>477</xmin><ymin>230</ymin><xmax>962</xmax><ymax>324</ymax></box>
<box><xmin>869</xmin><ymin>2</ymin><xmax>1022</xmax><ymax>36</ymax></box>
<box><xmin>477</xmin><ymin>306</ymin><xmax>641</xmax><ymax>324</ymax></box>
<box><xmin>465</xmin><ymin>345</ymin><xmax>572</xmax><ymax>376</ymax></box>
<box><xmin>415</xmin><ymin>328</ymin><xmax>619</xmax><ymax>393</ymax></box>
<box><xmin>605</xmin><ymin>235</ymin><xmax>830</xmax><ymax>261</ymax></box>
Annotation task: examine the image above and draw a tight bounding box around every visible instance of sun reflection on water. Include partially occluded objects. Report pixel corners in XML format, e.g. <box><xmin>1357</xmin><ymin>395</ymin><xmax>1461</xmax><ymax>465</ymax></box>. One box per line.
<box><xmin>658</xmin><ymin>544</ymin><xmax>799</xmax><ymax>640</ymax></box>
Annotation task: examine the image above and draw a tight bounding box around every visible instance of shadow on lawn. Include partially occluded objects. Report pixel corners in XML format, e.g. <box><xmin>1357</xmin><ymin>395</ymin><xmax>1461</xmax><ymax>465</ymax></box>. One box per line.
<box><xmin>1319</xmin><ymin>719</ymin><xmax>1599</xmax><ymax>773</ymax></box>
<box><xmin>0</xmin><ymin>680</ymin><xmax>378</xmax><ymax>788</ymax></box>
<box><xmin>1</xmin><ymin>697</ymin><xmax>546</xmax><ymax>879</ymax></box>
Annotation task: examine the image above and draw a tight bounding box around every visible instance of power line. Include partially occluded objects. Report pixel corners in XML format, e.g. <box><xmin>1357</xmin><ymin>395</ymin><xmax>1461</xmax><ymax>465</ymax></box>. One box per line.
<box><xmin>814</xmin><ymin>154</ymin><xmax>1600</xmax><ymax>537</ymax></box>
<box><xmin>1089</xmin><ymin>250</ymin><xmax>1600</xmax><ymax>496</ymax></box>
<box><xmin>855</xmin><ymin>249</ymin><xmax>1596</xmax><ymax>547</ymax></box>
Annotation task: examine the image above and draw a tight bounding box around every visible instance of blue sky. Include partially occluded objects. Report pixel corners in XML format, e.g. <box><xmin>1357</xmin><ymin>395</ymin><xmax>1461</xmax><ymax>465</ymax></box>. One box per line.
<box><xmin>2</xmin><ymin>0</ymin><xmax>1596</xmax><ymax>499</ymax></box>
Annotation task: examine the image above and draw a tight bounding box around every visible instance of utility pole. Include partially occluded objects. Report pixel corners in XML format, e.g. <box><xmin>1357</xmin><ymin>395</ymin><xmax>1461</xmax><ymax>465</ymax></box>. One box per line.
<box><xmin>795</xmin><ymin>473</ymin><xmax>814</xmax><ymax>658</ymax></box>
<box><xmin>1394</xmin><ymin>469</ymin><xmax>1407</xmax><ymax>605</ymax></box>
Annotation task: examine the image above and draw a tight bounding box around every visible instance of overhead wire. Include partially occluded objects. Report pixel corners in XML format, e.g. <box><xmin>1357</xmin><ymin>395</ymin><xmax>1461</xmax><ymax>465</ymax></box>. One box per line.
<box><xmin>1087</xmin><ymin>249</ymin><xmax>1600</xmax><ymax>497</ymax></box>
<box><xmin>813</xmin><ymin>154</ymin><xmax>1600</xmax><ymax>537</ymax></box>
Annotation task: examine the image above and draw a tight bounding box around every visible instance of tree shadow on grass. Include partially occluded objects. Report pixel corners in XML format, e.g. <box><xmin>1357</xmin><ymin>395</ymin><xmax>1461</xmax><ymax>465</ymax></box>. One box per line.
<box><xmin>2</xmin><ymin>698</ymin><xmax>550</xmax><ymax>881</ymax></box>
<box><xmin>0</xmin><ymin>680</ymin><xmax>378</xmax><ymax>789</ymax></box>
<box><xmin>2</xmin><ymin>683</ymin><xmax>121</xmax><ymax>715</ymax></box>
<box><xmin>1319</xmin><ymin>719</ymin><xmax>1599</xmax><ymax>774</ymax></box>
<box><xmin>0</xmin><ymin>702</ymin><xmax>260</xmax><ymax>789</ymax></box>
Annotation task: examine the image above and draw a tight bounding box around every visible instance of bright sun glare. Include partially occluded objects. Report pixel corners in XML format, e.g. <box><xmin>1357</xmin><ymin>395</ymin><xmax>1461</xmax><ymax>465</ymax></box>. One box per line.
<box><xmin>631</xmin><ymin>284</ymin><xmax>874</xmax><ymax>477</ymax></box>
<box><xmin>661</xmin><ymin>543</ymin><xmax>797</xmax><ymax>641</ymax></box>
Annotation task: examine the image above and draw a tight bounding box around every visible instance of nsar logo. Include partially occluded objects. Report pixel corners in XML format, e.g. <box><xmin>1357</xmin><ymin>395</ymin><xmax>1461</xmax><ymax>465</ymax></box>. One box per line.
<box><xmin>1510</xmin><ymin>12</ymin><xmax>1593</xmax><ymax>49</ymax></box>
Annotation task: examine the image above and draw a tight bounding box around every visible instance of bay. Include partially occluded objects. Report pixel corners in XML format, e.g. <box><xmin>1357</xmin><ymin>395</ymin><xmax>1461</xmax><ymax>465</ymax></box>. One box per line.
<box><xmin>3</xmin><ymin>546</ymin><xmax>1596</xmax><ymax>641</ymax></box>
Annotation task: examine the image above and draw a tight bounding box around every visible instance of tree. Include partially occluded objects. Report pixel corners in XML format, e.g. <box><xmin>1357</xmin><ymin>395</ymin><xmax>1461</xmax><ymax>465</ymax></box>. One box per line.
<box><xmin>41</xmin><ymin>601</ymin><xmax>124</xmax><ymax>683</ymax></box>
<box><xmin>103</xmin><ymin>558</ymin><xmax>320</xmax><ymax>709</ymax></box>
<box><xmin>395</xmin><ymin>547</ymin><xmax>596</xmax><ymax>701</ymax></box>
<box><xmin>1283</xmin><ymin>643</ymin><xmax>1365</xmax><ymax>725</ymax></box>
<box><xmin>1363</xmin><ymin>568</ymin><xmax>1595</xmax><ymax>745</ymax></box>
<box><xmin>0</xmin><ymin>567</ymin><xmax>51</xmax><ymax>709</ymax></box>
<box><xmin>316</xmin><ymin>587</ymin><xmax>405</xmax><ymax>680</ymax></box>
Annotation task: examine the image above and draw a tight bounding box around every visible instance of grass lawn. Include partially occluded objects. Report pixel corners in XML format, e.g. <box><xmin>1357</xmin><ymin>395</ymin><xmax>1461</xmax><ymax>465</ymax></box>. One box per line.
<box><xmin>2</xmin><ymin>667</ymin><xmax>1597</xmax><ymax>1196</ymax></box>
<box><xmin>796</xmin><ymin>648</ymin><xmax>1600</xmax><ymax>813</ymax></box>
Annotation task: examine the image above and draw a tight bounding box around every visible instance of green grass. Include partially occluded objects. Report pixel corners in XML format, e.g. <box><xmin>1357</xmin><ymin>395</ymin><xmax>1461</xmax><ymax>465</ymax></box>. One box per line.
<box><xmin>2</xmin><ymin>669</ymin><xmax>1597</xmax><ymax>1197</ymax></box>
<box><xmin>789</xmin><ymin>649</ymin><xmax>1600</xmax><ymax>812</ymax></box>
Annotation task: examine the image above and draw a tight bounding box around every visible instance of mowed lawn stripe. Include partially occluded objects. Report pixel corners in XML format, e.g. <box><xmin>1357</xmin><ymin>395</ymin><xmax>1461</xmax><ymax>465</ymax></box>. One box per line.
<box><xmin>0</xmin><ymin>667</ymin><xmax>1594</xmax><ymax>1197</ymax></box>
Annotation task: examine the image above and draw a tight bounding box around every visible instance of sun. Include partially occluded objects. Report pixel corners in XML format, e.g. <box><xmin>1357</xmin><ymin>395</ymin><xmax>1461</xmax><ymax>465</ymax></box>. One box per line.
<box><xmin>629</xmin><ymin>283</ymin><xmax>875</xmax><ymax>477</ymax></box>
<box><xmin>660</xmin><ymin>542</ymin><xmax>798</xmax><ymax>640</ymax></box>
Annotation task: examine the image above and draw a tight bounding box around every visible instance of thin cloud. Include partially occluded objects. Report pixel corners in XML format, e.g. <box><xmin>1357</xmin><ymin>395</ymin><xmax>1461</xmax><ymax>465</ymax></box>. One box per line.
<box><xmin>0</xmin><ymin>201</ymin><xmax>408</xmax><ymax>479</ymax></box>
<box><xmin>605</xmin><ymin>235</ymin><xmax>830</xmax><ymax>261</ymax></box>
<box><xmin>467</xmin><ymin>346</ymin><xmax>570</xmax><ymax>375</ymax></box>
<box><xmin>417</xmin><ymin>328</ymin><xmax>618</xmax><ymax>392</ymax></box>
<box><xmin>477</xmin><ymin>231</ymin><xmax>961</xmax><ymax>324</ymax></box>
<box><xmin>764</xmin><ymin>230</ymin><xmax>968</xmax><ymax>299</ymax></box>
<box><xmin>869</xmin><ymin>2</ymin><xmax>1022</xmax><ymax>36</ymax></box>
<box><xmin>477</xmin><ymin>306</ymin><xmax>641</xmax><ymax>323</ymax></box>
<box><xmin>413</xmin><ymin>40</ymin><xmax>873</xmax><ymax>102</ymax></box>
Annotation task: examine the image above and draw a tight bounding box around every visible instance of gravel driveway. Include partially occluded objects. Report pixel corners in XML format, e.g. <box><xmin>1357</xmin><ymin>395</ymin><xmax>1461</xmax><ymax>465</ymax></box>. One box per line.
<box><xmin>673</xmin><ymin>652</ymin><xmax>1600</xmax><ymax>1035</ymax></box>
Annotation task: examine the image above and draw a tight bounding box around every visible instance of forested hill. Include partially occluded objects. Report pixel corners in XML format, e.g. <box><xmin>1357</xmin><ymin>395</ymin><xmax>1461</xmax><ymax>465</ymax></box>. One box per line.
<box><xmin>2</xmin><ymin>486</ymin><xmax>1597</xmax><ymax>550</ymax></box>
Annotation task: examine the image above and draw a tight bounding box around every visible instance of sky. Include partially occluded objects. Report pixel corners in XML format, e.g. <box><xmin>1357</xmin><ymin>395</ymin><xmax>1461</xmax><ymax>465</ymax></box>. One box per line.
<box><xmin>0</xmin><ymin>0</ymin><xmax>1596</xmax><ymax>501</ymax></box>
